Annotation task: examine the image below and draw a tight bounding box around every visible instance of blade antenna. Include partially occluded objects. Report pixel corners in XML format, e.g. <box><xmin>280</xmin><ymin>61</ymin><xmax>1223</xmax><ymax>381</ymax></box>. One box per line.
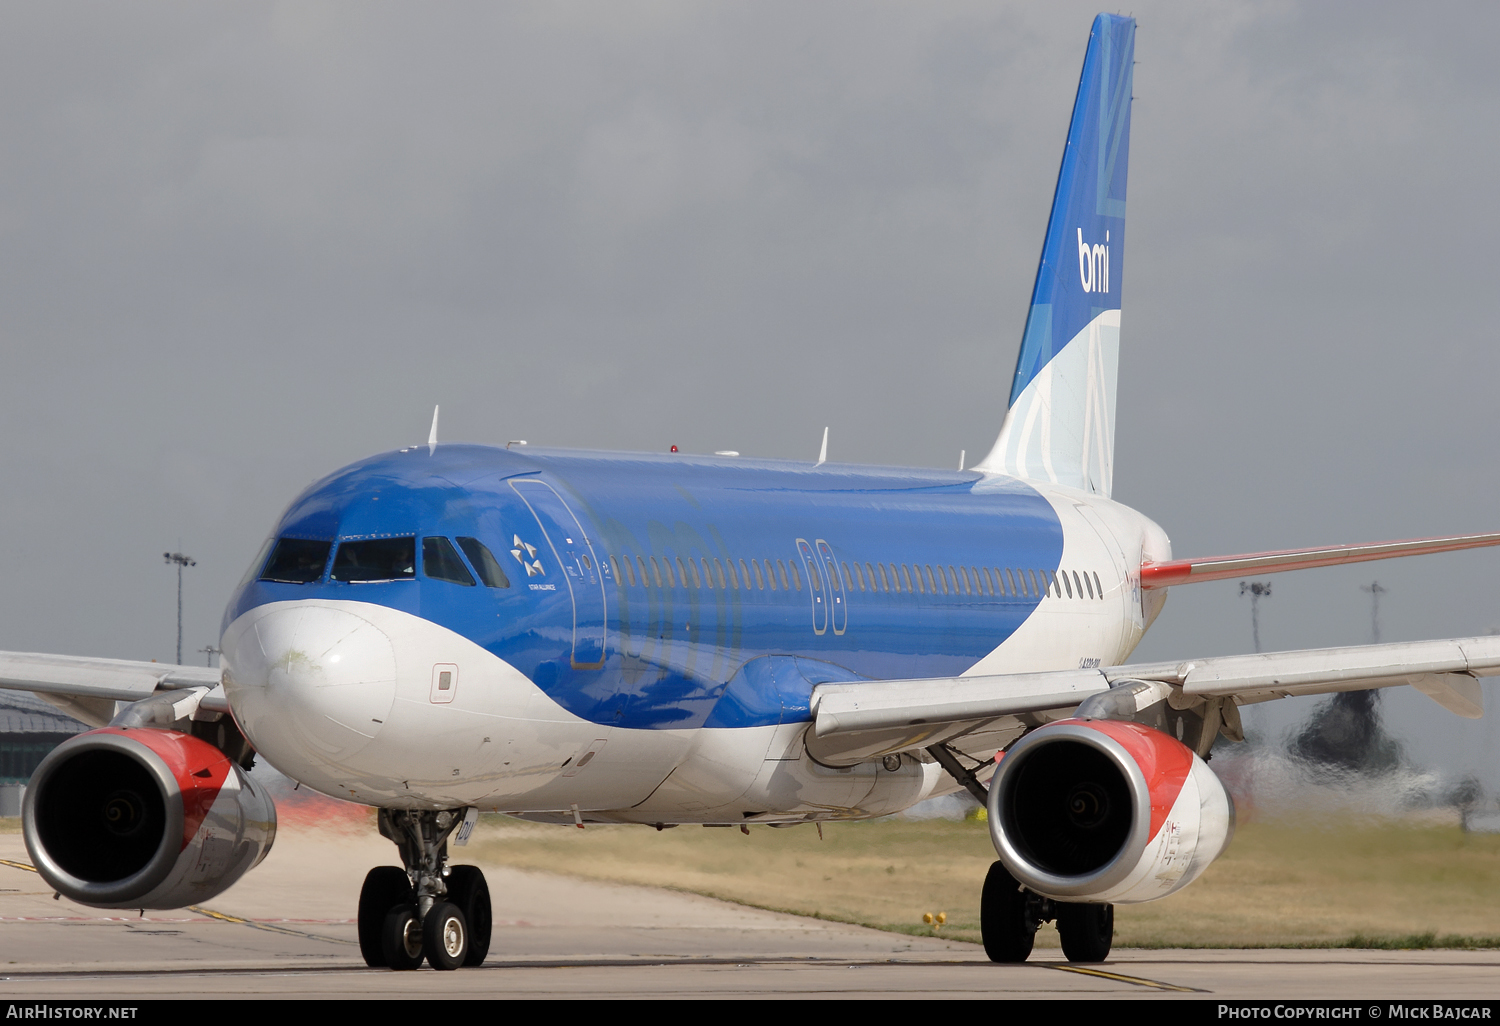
<box><xmin>815</xmin><ymin>426</ymin><xmax>828</xmax><ymax>467</ymax></box>
<box><xmin>428</xmin><ymin>405</ymin><xmax>440</xmax><ymax>455</ymax></box>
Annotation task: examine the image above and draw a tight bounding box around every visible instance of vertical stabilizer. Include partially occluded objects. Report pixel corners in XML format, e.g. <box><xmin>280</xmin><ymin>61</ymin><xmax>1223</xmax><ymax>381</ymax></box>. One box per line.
<box><xmin>974</xmin><ymin>14</ymin><xmax>1134</xmax><ymax>497</ymax></box>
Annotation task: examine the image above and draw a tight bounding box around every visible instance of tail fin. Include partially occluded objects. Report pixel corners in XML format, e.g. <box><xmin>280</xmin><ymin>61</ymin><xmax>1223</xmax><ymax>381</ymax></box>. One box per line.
<box><xmin>974</xmin><ymin>14</ymin><xmax>1134</xmax><ymax>498</ymax></box>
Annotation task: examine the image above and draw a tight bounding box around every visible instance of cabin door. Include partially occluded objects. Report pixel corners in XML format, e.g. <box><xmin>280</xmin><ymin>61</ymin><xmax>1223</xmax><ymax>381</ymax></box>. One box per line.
<box><xmin>510</xmin><ymin>479</ymin><xmax>607</xmax><ymax>669</ymax></box>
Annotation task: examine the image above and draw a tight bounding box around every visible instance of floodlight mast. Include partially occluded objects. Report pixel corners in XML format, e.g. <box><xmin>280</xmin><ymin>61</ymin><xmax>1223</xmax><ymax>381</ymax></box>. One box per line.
<box><xmin>1361</xmin><ymin>580</ymin><xmax>1387</xmax><ymax>644</ymax></box>
<box><xmin>163</xmin><ymin>551</ymin><xmax>196</xmax><ymax>665</ymax></box>
<box><xmin>1239</xmin><ymin>580</ymin><xmax>1272</xmax><ymax>653</ymax></box>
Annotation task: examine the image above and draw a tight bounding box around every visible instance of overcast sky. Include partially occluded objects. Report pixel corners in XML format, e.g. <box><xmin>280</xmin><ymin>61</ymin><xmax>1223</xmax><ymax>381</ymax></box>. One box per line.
<box><xmin>2</xmin><ymin>1</ymin><xmax>1498</xmax><ymax>786</ymax></box>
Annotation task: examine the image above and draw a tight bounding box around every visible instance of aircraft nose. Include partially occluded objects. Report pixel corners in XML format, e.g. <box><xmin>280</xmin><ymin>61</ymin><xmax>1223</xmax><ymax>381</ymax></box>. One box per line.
<box><xmin>221</xmin><ymin>604</ymin><xmax>397</xmax><ymax>768</ymax></box>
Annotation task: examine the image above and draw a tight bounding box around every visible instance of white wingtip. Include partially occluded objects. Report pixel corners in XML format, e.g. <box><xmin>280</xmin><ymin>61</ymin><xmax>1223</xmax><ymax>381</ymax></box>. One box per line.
<box><xmin>958</xmin><ymin>449</ymin><xmax>966</xmax><ymax>471</ymax></box>
<box><xmin>428</xmin><ymin>405</ymin><xmax>440</xmax><ymax>454</ymax></box>
<box><xmin>815</xmin><ymin>426</ymin><xmax>828</xmax><ymax>467</ymax></box>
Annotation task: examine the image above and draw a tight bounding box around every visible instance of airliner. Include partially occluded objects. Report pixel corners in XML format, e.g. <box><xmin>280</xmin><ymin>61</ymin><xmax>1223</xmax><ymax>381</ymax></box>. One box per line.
<box><xmin>8</xmin><ymin>13</ymin><xmax>1500</xmax><ymax>971</ymax></box>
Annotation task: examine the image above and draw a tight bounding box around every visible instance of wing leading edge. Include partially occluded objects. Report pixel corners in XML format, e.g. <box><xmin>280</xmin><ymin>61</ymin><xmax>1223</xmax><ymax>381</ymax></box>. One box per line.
<box><xmin>0</xmin><ymin>650</ymin><xmax>222</xmax><ymax>727</ymax></box>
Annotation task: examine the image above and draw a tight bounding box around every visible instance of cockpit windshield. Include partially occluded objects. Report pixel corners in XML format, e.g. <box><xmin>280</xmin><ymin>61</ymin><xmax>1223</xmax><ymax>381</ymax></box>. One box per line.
<box><xmin>456</xmin><ymin>537</ymin><xmax>511</xmax><ymax>588</ymax></box>
<box><xmin>422</xmin><ymin>537</ymin><xmax>475</xmax><ymax>586</ymax></box>
<box><xmin>331</xmin><ymin>537</ymin><xmax>416</xmax><ymax>582</ymax></box>
<box><xmin>259</xmin><ymin>538</ymin><xmax>332</xmax><ymax>584</ymax></box>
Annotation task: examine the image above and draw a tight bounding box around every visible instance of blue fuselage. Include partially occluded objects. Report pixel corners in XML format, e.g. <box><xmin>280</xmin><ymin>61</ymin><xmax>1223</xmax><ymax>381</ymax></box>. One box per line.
<box><xmin>224</xmin><ymin>444</ymin><xmax>1067</xmax><ymax>733</ymax></box>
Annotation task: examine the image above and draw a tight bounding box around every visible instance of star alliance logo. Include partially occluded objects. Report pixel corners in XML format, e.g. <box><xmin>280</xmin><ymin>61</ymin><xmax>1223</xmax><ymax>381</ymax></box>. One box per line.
<box><xmin>511</xmin><ymin>535</ymin><xmax>545</xmax><ymax>576</ymax></box>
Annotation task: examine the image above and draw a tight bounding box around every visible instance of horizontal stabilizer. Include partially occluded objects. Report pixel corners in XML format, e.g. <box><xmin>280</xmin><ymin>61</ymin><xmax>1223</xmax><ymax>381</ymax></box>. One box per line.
<box><xmin>1140</xmin><ymin>531</ymin><xmax>1500</xmax><ymax>589</ymax></box>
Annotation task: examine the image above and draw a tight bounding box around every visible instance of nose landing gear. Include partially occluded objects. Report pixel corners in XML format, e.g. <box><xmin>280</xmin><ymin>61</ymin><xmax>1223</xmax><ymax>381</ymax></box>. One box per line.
<box><xmin>358</xmin><ymin>808</ymin><xmax>492</xmax><ymax>971</ymax></box>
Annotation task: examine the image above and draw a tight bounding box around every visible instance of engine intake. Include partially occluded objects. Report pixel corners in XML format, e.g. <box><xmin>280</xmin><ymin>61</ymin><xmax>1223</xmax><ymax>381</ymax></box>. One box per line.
<box><xmin>24</xmin><ymin>727</ymin><xmax>276</xmax><ymax>908</ymax></box>
<box><xmin>988</xmin><ymin>718</ymin><xmax>1233</xmax><ymax>903</ymax></box>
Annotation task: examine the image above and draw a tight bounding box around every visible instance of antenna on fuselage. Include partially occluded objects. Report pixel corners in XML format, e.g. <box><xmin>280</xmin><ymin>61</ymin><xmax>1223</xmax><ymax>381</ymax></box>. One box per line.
<box><xmin>815</xmin><ymin>426</ymin><xmax>828</xmax><ymax>467</ymax></box>
<box><xmin>428</xmin><ymin>405</ymin><xmax>440</xmax><ymax>455</ymax></box>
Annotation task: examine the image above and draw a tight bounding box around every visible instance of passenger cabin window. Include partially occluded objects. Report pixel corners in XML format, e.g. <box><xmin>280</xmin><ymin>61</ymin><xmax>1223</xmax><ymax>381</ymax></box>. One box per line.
<box><xmin>331</xmin><ymin>538</ymin><xmax>416</xmax><ymax>582</ymax></box>
<box><xmin>260</xmin><ymin>538</ymin><xmax>332</xmax><ymax>584</ymax></box>
<box><xmin>422</xmin><ymin>537</ymin><xmax>475</xmax><ymax>586</ymax></box>
<box><xmin>456</xmin><ymin>537</ymin><xmax>511</xmax><ymax>588</ymax></box>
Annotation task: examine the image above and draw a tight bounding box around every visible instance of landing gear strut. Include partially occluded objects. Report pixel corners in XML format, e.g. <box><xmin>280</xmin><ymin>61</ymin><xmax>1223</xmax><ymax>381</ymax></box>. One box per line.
<box><xmin>358</xmin><ymin>808</ymin><xmax>492</xmax><ymax>971</ymax></box>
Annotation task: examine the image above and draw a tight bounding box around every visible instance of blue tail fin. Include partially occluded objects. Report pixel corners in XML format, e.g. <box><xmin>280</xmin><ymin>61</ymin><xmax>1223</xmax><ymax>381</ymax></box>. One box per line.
<box><xmin>975</xmin><ymin>14</ymin><xmax>1134</xmax><ymax>497</ymax></box>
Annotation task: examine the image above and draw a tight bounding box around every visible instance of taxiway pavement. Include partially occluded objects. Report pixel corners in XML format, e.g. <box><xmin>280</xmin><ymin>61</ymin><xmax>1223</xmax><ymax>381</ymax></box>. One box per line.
<box><xmin>0</xmin><ymin>827</ymin><xmax>1494</xmax><ymax>999</ymax></box>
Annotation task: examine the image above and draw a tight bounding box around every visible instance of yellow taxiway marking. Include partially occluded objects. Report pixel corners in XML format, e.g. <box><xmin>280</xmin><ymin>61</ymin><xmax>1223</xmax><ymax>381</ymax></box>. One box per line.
<box><xmin>1044</xmin><ymin>963</ymin><xmax>1202</xmax><ymax>992</ymax></box>
<box><xmin>1</xmin><ymin>857</ymin><xmax>351</xmax><ymax>944</ymax></box>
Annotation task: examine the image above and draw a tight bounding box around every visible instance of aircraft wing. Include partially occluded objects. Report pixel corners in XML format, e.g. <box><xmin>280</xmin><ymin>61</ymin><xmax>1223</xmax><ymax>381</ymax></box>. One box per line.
<box><xmin>0</xmin><ymin>650</ymin><xmax>219</xmax><ymax>699</ymax></box>
<box><xmin>0</xmin><ymin>650</ymin><xmax>222</xmax><ymax>727</ymax></box>
<box><xmin>807</xmin><ymin>635</ymin><xmax>1500</xmax><ymax>766</ymax></box>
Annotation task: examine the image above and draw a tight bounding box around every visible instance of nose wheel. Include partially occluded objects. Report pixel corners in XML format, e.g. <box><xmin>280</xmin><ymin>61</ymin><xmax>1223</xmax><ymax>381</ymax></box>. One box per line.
<box><xmin>422</xmin><ymin>902</ymin><xmax>469</xmax><ymax>970</ymax></box>
<box><xmin>382</xmin><ymin>904</ymin><xmax>426</xmax><ymax>970</ymax></box>
<box><xmin>358</xmin><ymin>808</ymin><xmax>492</xmax><ymax>970</ymax></box>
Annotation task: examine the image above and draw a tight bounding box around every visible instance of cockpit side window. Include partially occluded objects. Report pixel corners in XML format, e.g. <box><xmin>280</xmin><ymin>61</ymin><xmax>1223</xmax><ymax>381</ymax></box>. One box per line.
<box><xmin>422</xmin><ymin>537</ymin><xmax>476</xmax><ymax>586</ymax></box>
<box><xmin>259</xmin><ymin>538</ymin><xmax>332</xmax><ymax>584</ymax></box>
<box><xmin>456</xmin><ymin>537</ymin><xmax>511</xmax><ymax>589</ymax></box>
<box><xmin>331</xmin><ymin>537</ymin><xmax>416</xmax><ymax>582</ymax></box>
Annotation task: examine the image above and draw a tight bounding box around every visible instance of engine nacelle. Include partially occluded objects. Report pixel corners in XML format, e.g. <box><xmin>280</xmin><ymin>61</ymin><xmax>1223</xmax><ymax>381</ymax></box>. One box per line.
<box><xmin>23</xmin><ymin>727</ymin><xmax>276</xmax><ymax>909</ymax></box>
<box><xmin>987</xmin><ymin>718</ymin><xmax>1233</xmax><ymax>904</ymax></box>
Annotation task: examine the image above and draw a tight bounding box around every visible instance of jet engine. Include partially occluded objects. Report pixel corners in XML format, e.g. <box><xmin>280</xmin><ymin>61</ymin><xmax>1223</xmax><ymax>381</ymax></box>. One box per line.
<box><xmin>987</xmin><ymin>718</ymin><xmax>1233</xmax><ymax>904</ymax></box>
<box><xmin>23</xmin><ymin>726</ymin><xmax>276</xmax><ymax>908</ymax></box>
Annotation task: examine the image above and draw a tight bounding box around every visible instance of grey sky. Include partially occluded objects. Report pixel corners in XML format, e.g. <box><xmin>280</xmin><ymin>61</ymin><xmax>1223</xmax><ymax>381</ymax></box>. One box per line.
<box><xmin>3</xmin><ymin>2</ymin><xmax>1498</xmax><ymax>783</ymax></box>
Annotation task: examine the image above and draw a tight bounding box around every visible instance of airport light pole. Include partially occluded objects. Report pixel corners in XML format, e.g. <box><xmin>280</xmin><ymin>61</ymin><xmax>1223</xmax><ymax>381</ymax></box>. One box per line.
<box><xmin>1361</xmin><ymin>580</ymin><xmax>1387</xmax><ymax>644</ymax></box>
<box><xmin>163</xmin><ymin>551</ymin><xmax>196</xmax><ymax>665</ymax></box>
<box><xmin>1239</xmin><ymin>580</ymin><xmax>1272</xmax><ymax>653</ymax></box>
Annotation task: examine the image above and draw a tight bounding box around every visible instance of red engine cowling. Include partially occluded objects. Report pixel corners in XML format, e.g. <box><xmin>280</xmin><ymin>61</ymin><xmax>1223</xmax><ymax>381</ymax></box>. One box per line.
<box><xmin>987</xmin><ymin>718</ymin><xmax>1234</xmax><ymax>904</ymax></box>
<box><xmin>23</xmin><ymin>727</ymin><xmax>276</xmax><ymax>908</ymax></box>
